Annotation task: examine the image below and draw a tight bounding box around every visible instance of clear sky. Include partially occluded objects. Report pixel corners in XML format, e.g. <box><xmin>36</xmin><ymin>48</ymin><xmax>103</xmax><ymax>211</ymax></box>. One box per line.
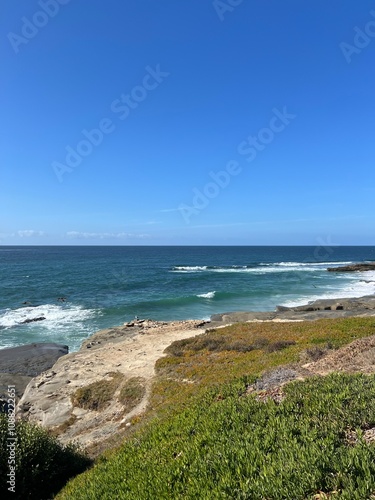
<box><xmin>1</xmin><ymin>0</ymin><xmax>375</xmax><ymax>245</ymax></box>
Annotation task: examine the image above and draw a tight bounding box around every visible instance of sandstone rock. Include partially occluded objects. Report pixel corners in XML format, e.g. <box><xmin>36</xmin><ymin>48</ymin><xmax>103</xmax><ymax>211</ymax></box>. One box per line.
<box><xmin>16</xmin><ymin>320</ymin><xmax>207</xmax><ymax>451</ymax></box>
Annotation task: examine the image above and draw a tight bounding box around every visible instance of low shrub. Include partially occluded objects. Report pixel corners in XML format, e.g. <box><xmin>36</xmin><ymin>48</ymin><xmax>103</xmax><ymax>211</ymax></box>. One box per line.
<box><xmin>72</xmin><ymin>372</ymin><xmax>124</xmax><ymax>411</ymax></box>
<box><xmin>266</xmin><ymin>340</ymin><xmax>296</xmax><ymax>352</ymax></box>
<box><xmin>119</xmin><ymin>377</ymin><xmax>146</xmax><ymax>413</ymax></box>
<box><xmin>0</xmin><ymin>415</ymin><xmax>91</xmax><ymax>500</ymax></box>
<box><xmin>302</xmin><ymin>342</ymin><xmax>335</xmax><ymax>362</ymax></box>
<box><xmin>165</xmin><ymin>332</ymin><xmax>271</xmax><ymax>356</ymax></box>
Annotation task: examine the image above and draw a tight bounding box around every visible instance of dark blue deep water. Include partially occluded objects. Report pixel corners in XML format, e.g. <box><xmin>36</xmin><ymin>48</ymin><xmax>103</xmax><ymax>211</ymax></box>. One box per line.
<box><xmin>1</xmin><ymin>246</ymin><xmax>374</xmax><ymax>351</ymax></box>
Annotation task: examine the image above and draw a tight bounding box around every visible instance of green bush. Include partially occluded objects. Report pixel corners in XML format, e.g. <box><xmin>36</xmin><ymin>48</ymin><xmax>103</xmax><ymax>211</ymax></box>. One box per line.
<box><xmin>58</xmin><ymin>373</ymin><xmax>375</xmax><ymax>499</ymax></box>
<box><xmin>0</xmin><ymin>415</ymin><xmax>92</xmax><ymax>500</ymax></box>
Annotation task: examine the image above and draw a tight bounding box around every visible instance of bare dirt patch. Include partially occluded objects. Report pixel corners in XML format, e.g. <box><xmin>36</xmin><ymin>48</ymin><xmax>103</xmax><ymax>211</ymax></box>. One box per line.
<box><xmin>304</xmin><ymin>334</ymin><xmax>375</xmax><ymax>376</ymax></box>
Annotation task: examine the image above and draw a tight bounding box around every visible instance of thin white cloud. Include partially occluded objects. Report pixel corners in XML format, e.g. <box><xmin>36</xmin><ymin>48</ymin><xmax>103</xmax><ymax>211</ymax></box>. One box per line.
<box><xmin>17</xmin><ymin>230</ymin><xmax>45</xmax><ymax>237</ymax></box>
<box><xmin>66</xmin><ymin>231</ymin><xmax>150</xmax><ymax>239</ymax></box>
<box><xmin>191</xmin><ymin>223</ymin><xmax>247</xmax><ymax>229</ymax></box>
<box><xmin>143</xmin><ymin>220</ymin><xmax>161</xmax><ymax>225</ymax></box>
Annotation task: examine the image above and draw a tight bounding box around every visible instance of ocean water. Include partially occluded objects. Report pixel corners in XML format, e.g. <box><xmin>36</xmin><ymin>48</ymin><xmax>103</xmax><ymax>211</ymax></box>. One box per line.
<box><xmin>1</xmin><ymin>246</ymin><xmax>374</xmax><ymax>352</ymax></box>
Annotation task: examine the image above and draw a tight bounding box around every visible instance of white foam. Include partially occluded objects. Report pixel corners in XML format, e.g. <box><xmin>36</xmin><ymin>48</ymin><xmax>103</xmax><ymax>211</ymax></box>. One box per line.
<box><xmin>274</xmin><ymin>261</ymin><xmax>354</xmax><ymax>267</ymax></box>
<box><xmin>197</xmin><ymin>291</ymin><xmax>216</xmax><ymax>299</ymax></box>
<box><xmin>0</xmin><ymin>304</ymin><xmax>97</xmax><ymax>330</ymax></box>
<box><xmin>172</xmin><ymin>262</ymin><xmax>352</xmax><ymax>274</ymax></box>
<box><xmin>282</xmin><ymin>271</ymin><xmax>375</xmax><ymax>307</ymax></box>
<box><xmin>172</xmin><ymin>266</ymin><xmax>208</xmax><ymax>272</ymax></box>
<box><xmin>210</xmin><ymin>266</ymin><xmax>318</xmax><ymax>274</ymax></box>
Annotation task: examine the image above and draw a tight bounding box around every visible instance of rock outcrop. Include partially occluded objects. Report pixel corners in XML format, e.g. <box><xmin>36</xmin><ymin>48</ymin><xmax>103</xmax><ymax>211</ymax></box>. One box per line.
<box><xmin>16</xmin><ymin>320</ymin><xmax>207</xmax><ymax>450</ymax></box>
<box><xmin>0</xmin><ymin>343</ymin><xmax>68</xmax><ymax>412</ymax></box>
<box><xmin>327</xmin><ymin>263</ymin><xmax>375</xmax><ymax>272</ymax></box>
<box><xmin>0</xmin><ymin>343</ymin><xmax>68</xmax><ymax>377</ymax></box>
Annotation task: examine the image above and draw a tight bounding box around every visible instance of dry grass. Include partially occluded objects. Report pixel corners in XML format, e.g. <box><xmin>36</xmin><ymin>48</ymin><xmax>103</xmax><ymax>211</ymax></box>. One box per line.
<box><xmin>164</xmin><ymin>332</ymin><xmax>272</xmax><ymax>356</ymax></box>
<box><xmin>72</xmin><ymin>372</ymin><xmax>124</xmax><ymax>411</ymax></box>
<box><xmin>150</xmin><ymin>317</ymin><xmax>375</xmax><ymax>417</ymax></box>
<box><xmin>51</xmin><ymin>414</ymin><xmax>78</xmax><ymax>436</ymax></box>
<box><xmin>119</xmin><ymin>377</ymin><xmax>146</xmax><ymax>413</ymax></box>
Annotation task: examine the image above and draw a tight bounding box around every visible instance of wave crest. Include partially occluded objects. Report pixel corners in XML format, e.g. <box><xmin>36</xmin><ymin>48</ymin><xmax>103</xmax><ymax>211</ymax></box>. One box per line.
<box><xmin>172</xmin><ymin>266</ymin><xmax>208</xmax><ymax>272</ymax></box>
<box><xmin>197</xmin><ymin>291</ymin><xmax>216</xmax><ymax>299</ymax></box>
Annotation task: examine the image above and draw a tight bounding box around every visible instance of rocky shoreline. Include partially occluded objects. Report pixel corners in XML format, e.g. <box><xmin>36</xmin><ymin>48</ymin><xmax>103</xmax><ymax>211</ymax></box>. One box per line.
<box><xmin>210</xmin><ymin>294</ymin><xmax>375</xmax><ymax>326</ymax></box>
<box><xmin>0</xmin><ymin>294</ymin><xmax>374</xmax><ymax>451</ymax></box>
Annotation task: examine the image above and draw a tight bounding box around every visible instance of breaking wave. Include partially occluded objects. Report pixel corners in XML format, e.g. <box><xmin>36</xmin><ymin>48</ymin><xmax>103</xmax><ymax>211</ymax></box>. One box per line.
<box><xmin>171</xmin><ymin>261</ymin><xmax>355</xmax><ymax>274</ymax></box>
<box><xmin>0</xmin><ymin>303</ymin><xmax>97</xmax><ymax>330</ymax></box>
<box><xmin>197</xmin><ymin>291</ymin><xmax>216</xmax><ymax>299</ymax></box>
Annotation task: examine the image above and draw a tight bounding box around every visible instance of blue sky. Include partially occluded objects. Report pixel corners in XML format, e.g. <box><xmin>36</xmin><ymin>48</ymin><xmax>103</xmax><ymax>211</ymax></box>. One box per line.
<box><xmin>1</xmin><ymin>0</ymin><xmax>375</xmax><ymax>245</ymax></box>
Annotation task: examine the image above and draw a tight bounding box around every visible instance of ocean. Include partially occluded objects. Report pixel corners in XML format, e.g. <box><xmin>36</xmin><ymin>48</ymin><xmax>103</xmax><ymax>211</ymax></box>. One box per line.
<box><xmin>1</xmin><ymin>246</ymin><xmax>374</xmax><ymax>352</ymax></box>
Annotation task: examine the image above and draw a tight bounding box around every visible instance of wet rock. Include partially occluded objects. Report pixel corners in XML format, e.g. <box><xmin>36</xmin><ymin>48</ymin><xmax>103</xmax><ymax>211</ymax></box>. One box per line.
<box><xmin>276</xmin><ymin>305</ymin><xmax>290</xmax><ymax>312</ymax></box>
<box><xmin>0</xmin><ymin>373</ymin><xmax>32</xmax><ymax>411</ymax></box>
<box><xmin>0</xmin><ymin>343</ymin><xmax>68</xmax><ymax>377</ymax></box>
<box><xmin>20</xmin><ymin>316</ymin><xmax>46</xmax><ymax>324</ymax></box>
<box><xmin>327</xmin><ymin>263</ymin><xmax>375</xmax><ymax>272</ymax></box>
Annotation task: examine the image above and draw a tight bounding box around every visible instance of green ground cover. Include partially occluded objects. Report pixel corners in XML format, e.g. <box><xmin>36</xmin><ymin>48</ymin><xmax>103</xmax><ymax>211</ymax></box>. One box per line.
<box><xmin>57</xmin><ymin>317</ymin><xmax>375</xmax><ymax>499</ymax></box>
<box><xmin>58</xmin><ymin>373</ymin><xmax>375</xmax><ymax>499</ymax></box>
<box><xmin>2</xmin><ymin>318</ymin><xmax>374</xmax><ymax>498</ymax></box>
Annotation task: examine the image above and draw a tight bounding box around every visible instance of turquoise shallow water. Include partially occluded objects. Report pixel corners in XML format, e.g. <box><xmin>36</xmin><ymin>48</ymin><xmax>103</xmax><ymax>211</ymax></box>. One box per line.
<box><xmin>0</xmin><ymin>246</ymin><xmax>374</xmax><ymax>352</ymax></box>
